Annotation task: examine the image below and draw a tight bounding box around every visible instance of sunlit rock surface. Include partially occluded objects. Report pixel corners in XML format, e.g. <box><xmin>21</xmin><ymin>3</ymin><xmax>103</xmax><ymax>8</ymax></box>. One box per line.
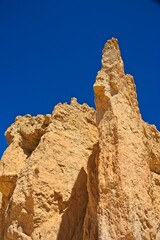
<box><xmin>0</xmin><ymin>38</ymin><xmax>160</xmax><ymax>240</ymax></box>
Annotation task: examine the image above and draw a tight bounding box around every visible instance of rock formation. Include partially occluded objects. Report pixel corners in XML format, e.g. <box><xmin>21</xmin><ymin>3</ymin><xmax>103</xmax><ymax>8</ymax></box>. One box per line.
<box><xmin>0</xmin><ymin>38</ymin><xmax>160</xmax><ymax>240</ymax></box>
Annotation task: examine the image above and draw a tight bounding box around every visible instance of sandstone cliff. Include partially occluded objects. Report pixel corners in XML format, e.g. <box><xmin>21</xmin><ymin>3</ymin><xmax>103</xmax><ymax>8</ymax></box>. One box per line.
<box><xmin>0</xmin><ymin>38</ymin><xmax>160</xmax><ymax>240</ymax></box>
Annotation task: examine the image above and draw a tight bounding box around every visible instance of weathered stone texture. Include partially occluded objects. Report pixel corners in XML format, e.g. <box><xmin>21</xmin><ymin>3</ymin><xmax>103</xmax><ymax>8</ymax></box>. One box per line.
<box><xmin>94</xmin><ymin>38</ymin><xmax>160</xmax><ymax>240</ymax></box>
<box><xmin>0</xmin><ymin>99</ymin><xmax>98</xmax><ymax>240</ymax></box>
<box><xmin>0</xmin><ymin>38</ymin><xmax>160</xmax><ymax>240</ymax></box>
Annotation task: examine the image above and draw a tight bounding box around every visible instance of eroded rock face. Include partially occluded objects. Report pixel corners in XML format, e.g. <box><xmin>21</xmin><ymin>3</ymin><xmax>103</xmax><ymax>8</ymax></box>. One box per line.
<box><xmin>0</xmin><ymin>38</ymin><xmax>160</xmax><ymax>240</ymax></box>
<box><xmin>0</xmin><ymin>99</ymin><xmax>98</xmax><ymax>240</ymax></box>
<box><xmin>94</xmin><ymin>38</ymin><xmax>160</xmax><ymax>240</ymax></box>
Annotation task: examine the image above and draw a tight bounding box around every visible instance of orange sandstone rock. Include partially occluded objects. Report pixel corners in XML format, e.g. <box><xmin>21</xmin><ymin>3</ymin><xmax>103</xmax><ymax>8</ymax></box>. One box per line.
<box><xmin>0</xmin><ymin>38</ymin><xmax>160</xmax><ymax>240</ymax></box>
<box><xmin>93</xmin><ymin>38</ymin><xmax>160</xmax><ymax>240</ymax></box>
<box><xmin>0</xmin><ymin>99</ymin><xmax>98</xmax><ymax>240</ymax></box>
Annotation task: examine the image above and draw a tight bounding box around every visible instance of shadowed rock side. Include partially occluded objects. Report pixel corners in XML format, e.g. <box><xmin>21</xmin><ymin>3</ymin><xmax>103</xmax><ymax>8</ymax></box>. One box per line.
<box><xmin>83</xmin><ymin>143</ymin><xmax>99</xmax><ymax>240</ymax></box>
<box><xmin>57</xmin><ymin>167</ymin><xmax>87</xmax><ymax>240</ymax></box>
<box><xmin>0</xmin><ymin>38</ymin><xmax>160</xmax><ymax>240</ymax></box>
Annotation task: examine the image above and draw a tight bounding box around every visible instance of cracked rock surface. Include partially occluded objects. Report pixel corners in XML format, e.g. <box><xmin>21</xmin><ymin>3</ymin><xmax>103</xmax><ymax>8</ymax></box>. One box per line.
<box><xmin>0</xmin><ymin>38</ymin><xmax>160</xmax><ymax>240</ymax></box>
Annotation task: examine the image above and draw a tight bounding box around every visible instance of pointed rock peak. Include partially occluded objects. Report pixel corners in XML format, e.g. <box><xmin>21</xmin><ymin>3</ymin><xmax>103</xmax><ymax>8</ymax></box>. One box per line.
<box><xmin>101</xmin><ymin>38</ymin><xmax>124</xmax><ymax>72</ymax></box>
<box><xmin>94</xmin><ymin>38</ymin><xmax>140</xmax><ymax>124</ymax></box>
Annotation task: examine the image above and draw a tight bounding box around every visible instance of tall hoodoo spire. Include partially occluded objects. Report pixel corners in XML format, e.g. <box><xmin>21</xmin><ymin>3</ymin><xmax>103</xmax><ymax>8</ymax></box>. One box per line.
<box><xmin>93</xmin><ymin>38</ymin><xmax>160</xmax><ymax>240</ymax></box>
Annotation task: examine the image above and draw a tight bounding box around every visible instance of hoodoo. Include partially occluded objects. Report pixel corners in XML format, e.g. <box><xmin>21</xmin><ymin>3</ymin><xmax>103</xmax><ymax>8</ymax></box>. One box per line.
<box><xmin>0</xmin><ymin>38</ymin><xmax>160</xmax><ymax>240</ymax></box>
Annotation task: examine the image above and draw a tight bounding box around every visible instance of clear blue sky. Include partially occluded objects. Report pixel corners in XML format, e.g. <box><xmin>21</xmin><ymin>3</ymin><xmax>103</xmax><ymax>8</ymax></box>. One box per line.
<box><xmin>0</xmin><ymin>0</ymin><xmax>160</xmax><ymax>157</ymax></box>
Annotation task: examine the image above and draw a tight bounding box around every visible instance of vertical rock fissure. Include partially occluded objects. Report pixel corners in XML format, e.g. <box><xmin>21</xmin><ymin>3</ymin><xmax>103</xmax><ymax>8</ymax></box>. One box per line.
<box><xmin>83</xmin><ymin>142</ymin><xmax>100</xmax><ymax>240</ymax></box>
<box><xmin>57</xmin><ymin>168</ymin><xmax>88</xmax><ymax>240</ymax></box>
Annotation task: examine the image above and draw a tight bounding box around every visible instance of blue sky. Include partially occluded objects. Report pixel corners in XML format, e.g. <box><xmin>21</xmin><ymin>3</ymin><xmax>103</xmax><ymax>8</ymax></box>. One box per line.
<box><xmin>0</xmin><ymin>0</ymin><xmax>160</xmax><ymax>157</ymax></box>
